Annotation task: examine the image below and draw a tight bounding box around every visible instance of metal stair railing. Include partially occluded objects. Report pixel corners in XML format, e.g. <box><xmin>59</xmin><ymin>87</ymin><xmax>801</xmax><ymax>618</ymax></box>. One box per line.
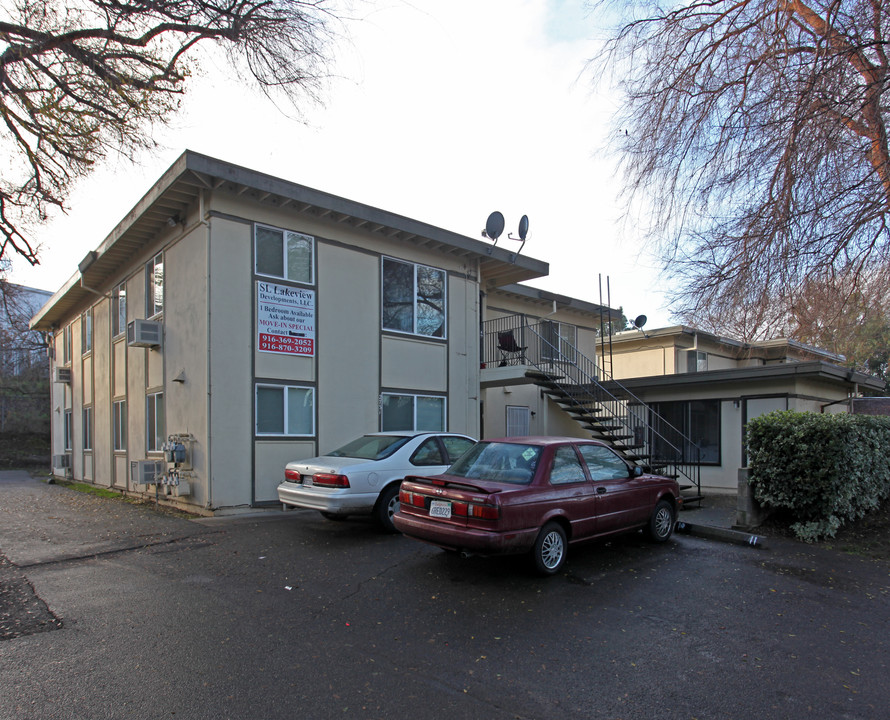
<box><xmin>482</xmin><ymin>317</ymin><xmax>701</xmax><ymax>499</ymax></box>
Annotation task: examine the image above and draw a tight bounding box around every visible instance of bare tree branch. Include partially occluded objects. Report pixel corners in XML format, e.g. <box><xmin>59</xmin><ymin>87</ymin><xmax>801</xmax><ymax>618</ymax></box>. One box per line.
<box><xmin>0</xmin><ymin>0</ymin><xmax>344</xmax><ymax>265</ymax></box>
<box><xmin>590</xmin><ymin>0</ymin><xmax>890</xmax><ymax>344</ymax></box>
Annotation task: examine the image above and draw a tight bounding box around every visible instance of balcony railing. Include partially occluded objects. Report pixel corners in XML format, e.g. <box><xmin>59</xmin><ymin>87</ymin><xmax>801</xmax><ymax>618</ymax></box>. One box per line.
<box><xmin>482</xmin><ymin>316</ymin><xmax>701</xmax><ymax>498</ymax></box>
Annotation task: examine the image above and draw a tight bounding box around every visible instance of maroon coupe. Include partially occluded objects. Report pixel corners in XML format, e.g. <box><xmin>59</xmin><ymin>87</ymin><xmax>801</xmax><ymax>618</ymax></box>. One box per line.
<box><xmin>393</xmin><ymin>436</ymin><xmax>682</xmax><ymax>574</ymax></box>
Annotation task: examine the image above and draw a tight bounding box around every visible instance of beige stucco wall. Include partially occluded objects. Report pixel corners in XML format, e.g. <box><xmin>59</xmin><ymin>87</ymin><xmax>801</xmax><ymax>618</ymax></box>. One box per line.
<box><xmin>208</xmin><ymin>215</ymin><xmax>253</xmax><ymax>508</ymax></box>
<box><xmin>447</xmin><ymin>274</ymin><xmax>480</xmax><ymax>437</ymax></box>
<box><xmin>316</xmin><ymin>242</ymin><xmax>380</xmax><ymax>453</ymax></box>
<box><xmin>612</xmin><ymin>346</ymin><xmax>675</xmax><ymax>379</ymax></box>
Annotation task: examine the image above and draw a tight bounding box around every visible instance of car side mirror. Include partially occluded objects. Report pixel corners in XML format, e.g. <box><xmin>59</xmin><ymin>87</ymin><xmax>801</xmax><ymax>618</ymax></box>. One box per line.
<box><xmin>632</xmin><ymin>465</ymin><xmax>644</xmax><ymax>477</ymax></box>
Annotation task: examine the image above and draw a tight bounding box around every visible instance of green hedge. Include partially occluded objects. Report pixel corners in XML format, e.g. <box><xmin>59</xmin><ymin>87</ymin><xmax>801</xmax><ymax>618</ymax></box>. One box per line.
<box><xmin>747</xmin><ymin>411</ymin><xmax>890</xmax><ymax>541</ymax></box>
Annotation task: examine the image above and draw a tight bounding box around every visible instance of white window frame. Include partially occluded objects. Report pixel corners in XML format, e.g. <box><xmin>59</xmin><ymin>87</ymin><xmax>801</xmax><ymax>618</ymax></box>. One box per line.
<box><xmin>146</xmin><ymin>253</ymin><xmax>164</xmax><ymax>318</ymax></box>
<box><xmin>541</xmin><ymin>320</ymin><xmax>577</xmax><ymax>362</ymax></box>
<box><xmin>506</xmin><ymin>405</ymin><xmax>531</xmax><ymax>436</ymax></box>
<box><xmin>380</xmin><ymin>392</ymin><xmax>446</xmax><ymax>432</ymax></box>
<box><xmin>112</xmin><ymin>283</ymin><xmax>127</xmax><ymax>337</ymax></box>
<box><xmin>254</xmin><ymin>224</ymin><xmax>315</xmax><ymax>285</ymax></box>
<box><xmin>381</xmin><ymin>257</ymin><xmax>447</xmax><ymax>339</ymax></box>
<box><xmin>255</xmin><ymin>383</ymin><xmax>316</xmax><ymax>437</ymax></box>
<box><xmin>62</xmin><ymin>324</ymin><xmax>72</xmax><ymax>365</ymax></box>
<box><xmin>113</xmin><ymin>400</ymin><xmax>127</xmax><ymax>452</ymax></box>
<box><xmin>146</xmin><ymin>392</ymin><xmax>165</xmax><ymax>453</ymax></box>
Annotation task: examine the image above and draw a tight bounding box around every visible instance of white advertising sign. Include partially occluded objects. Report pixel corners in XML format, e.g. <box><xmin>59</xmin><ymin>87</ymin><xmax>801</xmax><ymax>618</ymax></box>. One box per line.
<box><xmin>256</xmin><ymin>282</ymin><xmax>315</xmax><ymax>356</ymax></box>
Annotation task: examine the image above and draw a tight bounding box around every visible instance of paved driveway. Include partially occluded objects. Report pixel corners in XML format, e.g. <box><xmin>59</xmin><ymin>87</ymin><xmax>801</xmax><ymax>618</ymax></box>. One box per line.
<box><xmin>2</xmin><ymin>471</ymin><xmax>889</xmax><ymax>719</ymax></box>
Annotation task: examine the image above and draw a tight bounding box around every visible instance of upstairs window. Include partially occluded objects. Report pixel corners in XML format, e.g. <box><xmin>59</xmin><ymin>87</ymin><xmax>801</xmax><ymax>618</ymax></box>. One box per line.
<box><xmin>255</xmin><ymin>225</ymin><xmax>314</xmax><ymax>284</ymax></box>
<box><xmin>82</xmin><ymin>309</ymin><xmax>92</xmax><ymax>354</ymax></box>
<box><xmin>146</xmin><ymin>253</ymin><xmax>164</xmax><ymax>317</ymax></box>
<box><xmin>62</xmin><ymin>324</ymin><xmax>72</xmax><ymax>365</ymax></box>
<box><xmin>112</xmin><ymin>283</ymin><xmax>127</xmax><ymax>337</ymax></box>
<box><xmin>686</xmin><ymin>350</ymin><xmax>708</xmax><ymax>373</ymax></box>
<box><xmin>541</xmin><ymin>321</ymin><xmax>577</xmax><ymax>362</ymax></box>
<box><xmin>382</xmin><ymin>257</ymin><xmax>446</xmax><ymax>338</ymax></box>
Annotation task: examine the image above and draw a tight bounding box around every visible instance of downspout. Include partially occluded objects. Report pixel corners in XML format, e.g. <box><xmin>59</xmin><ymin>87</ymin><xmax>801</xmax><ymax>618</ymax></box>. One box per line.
<box><xmin>201</xmin><ymin>190</ymin><xmax>213</xmax><ymax>510</ymax></box>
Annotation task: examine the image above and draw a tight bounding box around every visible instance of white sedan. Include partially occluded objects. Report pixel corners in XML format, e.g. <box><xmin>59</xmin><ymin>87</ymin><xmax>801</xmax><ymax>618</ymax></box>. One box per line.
<box><xmin>278</xmin><ymin>432</ymin><xmax>476</xmax><ymax>532</ymax></box>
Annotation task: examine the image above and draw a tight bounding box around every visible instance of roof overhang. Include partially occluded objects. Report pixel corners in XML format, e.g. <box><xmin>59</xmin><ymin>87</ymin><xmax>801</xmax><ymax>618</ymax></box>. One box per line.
<box><xmin>611</xmin><ymin>325</ymin><xmax>845</xmax><ymax>363</ymax></box>
<box><xmin>488</xmin><ymin>283</ymin><xmax>622</xmax><ymax>323</ymax></box>
<box><xmin>605</xmin><ymin>361</ymin><xmax>885</xmax><ymax>395</ymax></box>
<box><xmin>31</xmin><ymin>151</ymin><xmax>549</xmax><ymax>331</ymax></box>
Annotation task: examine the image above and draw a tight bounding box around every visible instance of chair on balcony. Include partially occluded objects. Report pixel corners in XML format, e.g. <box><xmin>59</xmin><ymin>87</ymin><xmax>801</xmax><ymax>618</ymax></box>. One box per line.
<box><xmin>497</xmin><ymin>330</ymin><xmax>527</xmax><ymax>366</ymax></box>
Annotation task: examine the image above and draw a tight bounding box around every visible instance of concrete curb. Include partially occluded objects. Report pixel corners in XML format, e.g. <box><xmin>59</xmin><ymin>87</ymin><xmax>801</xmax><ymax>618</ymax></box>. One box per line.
<box><xmin>675</xmin><ymin>521</ymin><xmax>767</xmax><ymax>548</ymax></box>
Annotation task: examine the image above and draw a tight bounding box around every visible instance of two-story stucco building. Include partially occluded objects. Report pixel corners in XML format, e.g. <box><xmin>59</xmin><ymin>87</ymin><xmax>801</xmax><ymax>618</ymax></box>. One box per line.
<box><xmin>29</xmin><ymin>151</ymin><xmax>581</xmax><ymax>513</ymax></box>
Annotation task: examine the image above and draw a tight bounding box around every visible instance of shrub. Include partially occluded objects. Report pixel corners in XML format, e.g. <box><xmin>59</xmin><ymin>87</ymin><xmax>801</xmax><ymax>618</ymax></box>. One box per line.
<box><xmin>747</xmin><ymin>411</ymin><xmax>890</xmax><ymax>541</ymax></box>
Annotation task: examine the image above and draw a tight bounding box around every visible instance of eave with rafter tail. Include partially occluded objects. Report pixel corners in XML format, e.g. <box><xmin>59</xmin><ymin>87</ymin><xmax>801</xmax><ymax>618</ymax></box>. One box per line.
<box><xmin>30</xmin><ymin>150</ymin><xmax>549</xmax><ymax>331</ymax></box>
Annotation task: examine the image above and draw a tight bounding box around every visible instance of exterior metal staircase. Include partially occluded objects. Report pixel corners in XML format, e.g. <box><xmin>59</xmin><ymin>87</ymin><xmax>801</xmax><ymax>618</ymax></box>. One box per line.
<box><xmin>484</xmin><ymin>317</ymin><xmax>702</xmax><ymax>505</ymax></box>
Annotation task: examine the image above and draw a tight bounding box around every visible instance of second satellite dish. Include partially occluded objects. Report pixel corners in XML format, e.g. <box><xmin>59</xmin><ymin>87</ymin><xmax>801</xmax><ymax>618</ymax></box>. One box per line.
<box><xmin>517</xmin><ymin>215</ymin><xmax>529</xmax><ymax>241</ymax></box>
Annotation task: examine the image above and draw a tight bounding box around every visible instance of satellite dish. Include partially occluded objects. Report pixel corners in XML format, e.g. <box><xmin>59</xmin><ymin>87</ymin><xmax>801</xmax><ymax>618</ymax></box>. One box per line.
<box><xmin>484</xmin><ymin>211</ymin><xmax>505</xmax><ymax>241</ymax></box>
<box><xmin>633</xmin><ymin>314</ymin><xmax>647</xmax><ymax>329</ymax></box>
<box><xmin>517</xmin><ymin>215</ymin><xmax>529</xmax><ymax>241</ymax></box>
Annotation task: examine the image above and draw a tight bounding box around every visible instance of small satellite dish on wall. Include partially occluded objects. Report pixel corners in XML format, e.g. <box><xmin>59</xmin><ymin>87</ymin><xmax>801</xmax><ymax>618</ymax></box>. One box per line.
<box><xmin>633</xmin><ymin>314</ymin><xmax>647</xmax><ymax>329</ymax></box>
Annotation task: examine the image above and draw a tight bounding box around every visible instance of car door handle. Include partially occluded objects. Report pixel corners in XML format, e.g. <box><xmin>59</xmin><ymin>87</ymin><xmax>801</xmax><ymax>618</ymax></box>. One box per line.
<box><xmin>596</xmin><ymin>486</ymin><xmax>607</xmax><ymax>494</ymax></box>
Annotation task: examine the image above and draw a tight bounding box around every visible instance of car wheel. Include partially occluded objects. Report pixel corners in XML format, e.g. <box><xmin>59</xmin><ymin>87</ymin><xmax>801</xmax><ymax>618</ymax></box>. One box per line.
<box><xmin>320</xmin><ymin>511</ymin><xmax>348</xmax><ymax>521</ymax></box>
<box><xmin>375</xmin><ymin>483</ymin><xmax>401</xmax><ymax>533</ymax></box>
<box><xmin>531</xmin><ymin>522</ymin><xmax>567</xmax><ymax>575</ymax></box>
<box><xmin>646</xmin><ymin>499</ymin><xmax>675</xmax><ymax>542</ymax></box>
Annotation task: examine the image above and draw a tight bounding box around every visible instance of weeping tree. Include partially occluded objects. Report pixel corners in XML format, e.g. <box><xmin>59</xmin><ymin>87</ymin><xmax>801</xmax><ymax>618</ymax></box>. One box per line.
<box><xmin>0</xmin><ymin>0</ymin><xmax>344</xmax><ymax>265</ymax></box>
<box><xmin>591</xmin><ymin>0</ymin><xmax>890</xmax><ymax>343</ymax></box>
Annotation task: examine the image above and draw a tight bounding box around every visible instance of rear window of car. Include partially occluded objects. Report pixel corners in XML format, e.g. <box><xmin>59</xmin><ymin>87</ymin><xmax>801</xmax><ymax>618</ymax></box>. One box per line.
<box><xmin>447</xmin><ymin>442</ymin><xmax>540</xmax><ymax>485</ymax></box>
<box><xmin>327</xmin><ymin>435</ymin><xmax>411</xmax><ymax>460</ymax></box>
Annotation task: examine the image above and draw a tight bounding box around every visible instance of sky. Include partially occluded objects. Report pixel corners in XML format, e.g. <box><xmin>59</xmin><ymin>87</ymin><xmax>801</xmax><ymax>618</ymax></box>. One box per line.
<box><xmin>8</xmin><ymin>0</ymin><xmax>674</xmax><ymax>327</ymax></box>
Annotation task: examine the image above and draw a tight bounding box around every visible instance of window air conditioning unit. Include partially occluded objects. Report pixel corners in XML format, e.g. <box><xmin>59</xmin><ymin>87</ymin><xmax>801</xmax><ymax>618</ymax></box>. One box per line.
<box><xmin>131</xmin><ymin>460</ymin><xmax>164</xmax><ymax>486</ymax></box>
<box><xmin>52</xmin><ymin>454</ymin><xmax>71</xmax><ymax>469</ymax></box>
<box><xmin>127</xmin><ymin>319</ymin><xmax>163</xmax><ymax>348</ymax></box>
<box><xmin>54</xmin><ymin>367</ymin><xmax>72</xmax><ymax>383</ymax></box>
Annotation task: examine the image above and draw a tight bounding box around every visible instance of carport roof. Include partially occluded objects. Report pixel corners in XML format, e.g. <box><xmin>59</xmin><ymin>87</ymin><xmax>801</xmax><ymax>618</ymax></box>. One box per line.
<box><xmin>31</xmin><ymin>151</ymin><xmax>549</xmax><ymax>331</ymax></box>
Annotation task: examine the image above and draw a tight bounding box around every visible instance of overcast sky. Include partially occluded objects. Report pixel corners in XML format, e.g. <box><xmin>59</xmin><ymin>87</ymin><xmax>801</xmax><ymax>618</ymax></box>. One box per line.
<box><xmin>8</xmin><ymin>0</ymin><xmax>674</xmax><ymax>327</ymax></box>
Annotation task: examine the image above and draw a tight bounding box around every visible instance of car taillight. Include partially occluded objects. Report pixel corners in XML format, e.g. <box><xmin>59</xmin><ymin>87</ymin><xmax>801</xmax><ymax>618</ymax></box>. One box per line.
<box><xmin>400</xmin><ymin>489</ymin><xmax>426</xmax><ymax>508</ymax></box>
<box><xmin>451</xmin><ymin>501</ymin><xmax>498</xmax><ymax>520</ymax></box>
<box><xmin>468</xmin><ymin>503</ymin><xmax>498</xmax><ymax>520</ymax></box>
<box><xmin>284</xmin><ymin>469</ymin><xmax>301</xmax><ymax>483</ymax></box>
<box><xmin>313</xmin><ymin>473</ymin><xmax>350</xmax><ymax>488</ymax></box>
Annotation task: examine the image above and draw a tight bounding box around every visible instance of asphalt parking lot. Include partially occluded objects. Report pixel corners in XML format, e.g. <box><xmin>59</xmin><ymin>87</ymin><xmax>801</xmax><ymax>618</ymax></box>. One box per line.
<box><xmin>2</xmin><ymin>470</ymin><xmax>889</xmax><ymax>719</ymax></box>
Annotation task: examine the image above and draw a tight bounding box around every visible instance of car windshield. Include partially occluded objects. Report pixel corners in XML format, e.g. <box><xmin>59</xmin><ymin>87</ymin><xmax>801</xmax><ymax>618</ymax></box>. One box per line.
<box><xmin>447</xmin><ymin>442</ymin><xmax>541</xmax><ymax>485</ymax></box>
<box><xmin>327</xmin><ymin>435</ymin><xmax>412</xmax><ymax>460</ymax></box>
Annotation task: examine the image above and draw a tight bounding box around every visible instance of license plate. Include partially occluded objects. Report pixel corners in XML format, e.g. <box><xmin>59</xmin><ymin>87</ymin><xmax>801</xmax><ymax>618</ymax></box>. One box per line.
<box><xmin>429</xmin><ymin>500</ymin><xmax>452</xmax><ymax>519</ymax></box>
